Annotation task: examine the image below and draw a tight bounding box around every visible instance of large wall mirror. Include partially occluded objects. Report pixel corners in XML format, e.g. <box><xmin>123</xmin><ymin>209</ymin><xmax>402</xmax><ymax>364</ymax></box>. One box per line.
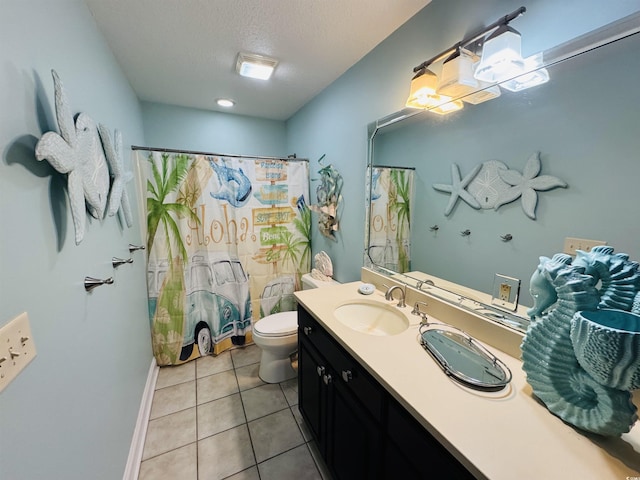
<box><xmin>366</xmin><ymin>13</ymin><xmax>640</xmax><ymax>331</ymax></box>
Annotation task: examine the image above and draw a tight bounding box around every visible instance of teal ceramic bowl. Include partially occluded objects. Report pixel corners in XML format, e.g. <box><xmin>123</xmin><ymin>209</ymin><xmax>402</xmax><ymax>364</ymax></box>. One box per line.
<box><xmin>571</xmin><ymin>309</ymin><xmax>640</xmax><ymax>391</ymax></box>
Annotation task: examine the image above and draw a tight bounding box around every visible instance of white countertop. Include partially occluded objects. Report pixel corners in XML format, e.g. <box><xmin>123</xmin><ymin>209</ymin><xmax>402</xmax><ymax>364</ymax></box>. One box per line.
<box><xmin>295</xmin><ymin>280</ymin><xmax>640</xmax><ymax>480</ymax></box>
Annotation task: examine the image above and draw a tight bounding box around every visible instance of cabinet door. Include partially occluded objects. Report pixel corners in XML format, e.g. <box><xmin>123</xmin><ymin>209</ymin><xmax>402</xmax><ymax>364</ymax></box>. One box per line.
<box><xmin>298</xmin><ymin>336</ymin><xmax>327</xmax><ymax>453</ymax></box>
<box><xmin>386</xmin><ymin>398</ymin><xmax>474</xmax><ymax>479</ymax></box>
<box><xmin>328</xmin><ymin>380</ymin><xmax>383</xmax><ymax>480</ymax></box>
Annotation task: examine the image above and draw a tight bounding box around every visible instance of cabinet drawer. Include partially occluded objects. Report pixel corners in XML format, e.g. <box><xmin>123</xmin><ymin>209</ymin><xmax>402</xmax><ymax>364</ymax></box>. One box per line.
<box><xmin>298</xmin><ymin>306</ymin><xmax>384</xmax><ymax>421</ymax></box>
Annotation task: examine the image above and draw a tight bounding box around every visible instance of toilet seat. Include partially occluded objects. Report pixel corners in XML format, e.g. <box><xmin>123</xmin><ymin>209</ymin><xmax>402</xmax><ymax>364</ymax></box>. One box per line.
<box><xmin>254</xmin><ymin>311</ymin><xmax>297</xmax><ymax>337</ymax></box>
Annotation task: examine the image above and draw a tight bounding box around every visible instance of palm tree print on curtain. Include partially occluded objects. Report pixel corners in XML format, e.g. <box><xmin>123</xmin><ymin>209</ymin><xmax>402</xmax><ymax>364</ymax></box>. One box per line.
<box><xmin>139</xmin><ymin>151</ymin><xmax>310</xmax><ymax>365</ymax></box>
<box><xmin>146</xmin><ymin>153</ymin><xmax>200</xmax><ymax>365</ymax></box>
<box><xmin>366</xmin><ymin>166</ymin><xmax>414</xmax><ymax>273</ymax></box>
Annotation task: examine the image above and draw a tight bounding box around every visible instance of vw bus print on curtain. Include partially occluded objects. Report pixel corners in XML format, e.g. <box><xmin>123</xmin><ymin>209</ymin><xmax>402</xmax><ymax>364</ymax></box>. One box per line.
<box><xmin>139</xmin><ymin>151</ymin><xmax>311</xmax><ymax>365</ymax></box>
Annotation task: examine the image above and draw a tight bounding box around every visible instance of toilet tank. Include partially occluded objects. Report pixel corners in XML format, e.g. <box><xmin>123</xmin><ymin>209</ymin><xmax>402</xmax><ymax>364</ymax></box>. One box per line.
<box><xmin>301</xmin><ymin>273</ymin><xmax>340</xmax><ymax>290</ymax></box>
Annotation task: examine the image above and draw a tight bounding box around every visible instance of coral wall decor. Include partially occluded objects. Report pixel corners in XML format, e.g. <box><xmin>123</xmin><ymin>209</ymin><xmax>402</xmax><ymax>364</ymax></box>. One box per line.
<box><xmin>310</xmin><ymin>154</ymin><xmax>343</xmax><ymax>241</ymax></box>
<box><xmin>35</xmin><ymin>70</ymin><xmax>110</xmax><ymax>244</ymax></box>
<box><xmin>98</xmin><ymin>125</ymin><xmax>133</xmax><ymax>227</ymax></box>
<box><xmin>432</xmin><ymin>152</ymin><xmax>567</xmax><ymax>219</ymax></box>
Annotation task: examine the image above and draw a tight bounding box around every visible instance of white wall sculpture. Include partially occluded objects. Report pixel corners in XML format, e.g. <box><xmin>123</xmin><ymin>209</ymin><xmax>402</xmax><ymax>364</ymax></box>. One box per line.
<box><xmin>35</xmin><ymin>70</ymin><xmax>111</xmax><ymax>244</ymax></box>
<box><xmin>433</xmin><ymin>152</ymin><xmax>567</xmax><ymax>220</ymax></box>
<box><xmin>98</xmin><ymin>125</ymin><xmax>134</xmax><ymax>227</ymax></box>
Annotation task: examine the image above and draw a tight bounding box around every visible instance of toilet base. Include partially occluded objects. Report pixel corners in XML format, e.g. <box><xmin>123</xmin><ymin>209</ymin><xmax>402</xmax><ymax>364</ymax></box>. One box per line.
<box><xmin>258</xmin><ymin>349</ymin><xmax>298</xmax><ymax>384</ymax></box>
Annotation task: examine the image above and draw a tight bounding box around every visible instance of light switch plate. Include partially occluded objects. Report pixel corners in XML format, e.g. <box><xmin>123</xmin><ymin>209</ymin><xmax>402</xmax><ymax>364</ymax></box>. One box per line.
<box><xmin>563</xmin><ymin>237</ymin><xmax>607</xmax><ymax>256</ymax></box>
<box><xmin>0</xmin><ymin>312</ymin><xmax>37</xmax><ymax>393</ymax></box>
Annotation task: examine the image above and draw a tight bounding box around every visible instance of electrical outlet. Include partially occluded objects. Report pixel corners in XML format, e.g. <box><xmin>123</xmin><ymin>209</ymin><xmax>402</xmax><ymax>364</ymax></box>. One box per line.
<box><xmin>563</xmin><ymin>237</ymin><xmax>607</xmax><ymax>256</ymax></box>
<box><xmin>492</xmin><ymin>274</ymin><xmax>521</xmax><ymax>312</ymax></box>
<box><xmin>499</xmin><ymin>283</ymin><xmax>511</xmax><ymax>302</ymax></box>
<box><xmin>0</xmin><ymin>312</ymin><xmax>37</xmax><ymax>393</ymax></box>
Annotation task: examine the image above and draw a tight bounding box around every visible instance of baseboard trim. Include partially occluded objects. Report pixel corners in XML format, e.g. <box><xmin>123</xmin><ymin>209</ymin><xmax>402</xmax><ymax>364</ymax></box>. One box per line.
<box><xmin>123</xmin><ymin>358</ymin><xmax>159</xmax><ymax>480</ymax></box>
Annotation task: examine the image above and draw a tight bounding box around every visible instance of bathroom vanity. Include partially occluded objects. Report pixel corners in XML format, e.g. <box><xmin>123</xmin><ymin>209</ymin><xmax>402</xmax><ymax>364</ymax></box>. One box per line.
<box><xmin>298</xmin><ymin>303</ymin><xmax>473</xmax><ymax>479</ymax></box>
<box><xmin>295</xmin><ymin>275</ymin><xmax>640</xmax><ymax>480</ymax></box>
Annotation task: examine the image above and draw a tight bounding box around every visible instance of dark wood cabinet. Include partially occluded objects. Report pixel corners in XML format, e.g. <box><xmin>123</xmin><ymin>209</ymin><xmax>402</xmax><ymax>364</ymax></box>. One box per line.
<box><xmin>298</xmin><ymin>305</ymin><xmax>474</xmax><ymax>480</ymax></box>
<box><xmin>298</xmin><ymin>305</ymin><xmax>383</xmax><ymax>480</ymax></box>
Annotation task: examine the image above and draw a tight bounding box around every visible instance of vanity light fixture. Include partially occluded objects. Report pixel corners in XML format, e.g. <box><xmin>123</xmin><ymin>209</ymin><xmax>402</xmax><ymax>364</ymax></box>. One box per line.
<box><xmin>406</xmin><ymin>68</ymin><xmax>464</xmax><ymax>114</ymax></box>
<box><xmin>236</xmin><ymin>52</ymin><xmax>278</xmax><ymax>80</ymax></box>
<box><xmin>499</xmin><ymin>52</ymin><xmax>550</xmax><ymax>92</ymax></box>
<box><xmin>473</xmin><ymin>24</ymin><xmax>524</xmax><ymax>84</ymax></box>
<box><xmin>460</xmin><ymin>83</ymin><xmax>502</xmax><ymax>105</ymax></box>
<box><xmin>438</xmin><ymin>47</ymin><xmax>501</xmax><ymax>105</ymax></box>
<box><xmin>438</xmin><ymin>48</ymin><xmax>479</xmax><ymax>98</ymax></box>
<box><xmin>407</xmin><ymin>6</ymin><xmax>548</xmax><ymax>111</ymax></box>
<box><xmin>216</xmin><ymin>98</ymin><xmax>235</xmax><ymax>108</ymax></box>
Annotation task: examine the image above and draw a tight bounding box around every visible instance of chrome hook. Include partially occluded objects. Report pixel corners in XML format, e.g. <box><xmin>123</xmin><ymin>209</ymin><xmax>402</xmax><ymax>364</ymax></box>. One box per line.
<box><xmin>112</xmin><ymin>257</ymin><xmax>134</xmax><ymax>268</ymax></box>
<box><xmin>500</xmin><ymin>234</ymin><xmax>513</xmax><ymax>242</ymax></box>
<box><xmin>84</xmin><ymin>276</ymin><xmax>114</xmax><ymax>292</ymax></box>
<box><xmin>430</xmin><ymin>225</ymin><xmax>439</xmax><ymax>232</ymax></box>
<box><xmin>460</xmin><ymin>229</ymin><xmax>471</xmax><ymax>237</ymax></box>
<box><xmin>129</xmin><ymin>244</ymin><xmax>145</xmax><ymax>253</ymax></box>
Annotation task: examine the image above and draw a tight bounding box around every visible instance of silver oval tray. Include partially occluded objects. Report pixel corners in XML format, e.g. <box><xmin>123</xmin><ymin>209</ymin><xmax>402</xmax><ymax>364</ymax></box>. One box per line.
<box><xmin>419</xmin><ymin>323</ymin><xmax>512</xmax><ymax>391</ymax></box>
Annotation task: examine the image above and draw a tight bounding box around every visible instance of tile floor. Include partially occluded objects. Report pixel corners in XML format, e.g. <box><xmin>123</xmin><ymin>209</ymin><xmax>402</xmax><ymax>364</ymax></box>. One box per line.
<box><xmin>138</xmin><ymin>344</ymin><xmax>331</xmax><ymax>480</ymax></box>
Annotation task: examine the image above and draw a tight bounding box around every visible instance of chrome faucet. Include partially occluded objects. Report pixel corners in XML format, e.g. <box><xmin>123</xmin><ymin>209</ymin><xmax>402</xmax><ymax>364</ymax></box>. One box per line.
<box><xmin>385</xmin><ymin>285</ymin><xmax>406</xmax><ymax>308</ymax></box>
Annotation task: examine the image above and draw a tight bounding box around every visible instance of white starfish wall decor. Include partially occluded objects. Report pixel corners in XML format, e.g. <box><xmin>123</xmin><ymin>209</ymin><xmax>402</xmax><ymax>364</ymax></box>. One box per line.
<box><xmin>98</xmin><ymin>125</ymin><xmax>134</xmax><ymax>227</ymax></box>
<box><xmin>494</xmin><ymin>152</ymin><xmax>567</xmax><ymax>220</ymax></box>
<box><xmin>433</xmin><ymin>153</ymin><xmax>567</xmax><ymax>220</ymax></box>
<box><xmin>35</xmin><ymin>70</ymin><xmax>110</xmax><ymax>244</ymax></box>
<box><xmin>433</xmin><ymin>163</ymin><xmax>482</xmax><ymax>216</ymax></box>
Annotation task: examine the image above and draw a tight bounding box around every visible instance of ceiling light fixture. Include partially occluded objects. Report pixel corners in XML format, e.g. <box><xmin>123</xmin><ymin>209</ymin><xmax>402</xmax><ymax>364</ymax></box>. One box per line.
<box><xmin>236</xmin><ymin>52</ymin><xmax>278</xmax><ymax>80</ymax></box>
<box><xmin>216</xmin><ymin>98</ymin><xmax>235</xmax><ymax>108</ymax></box>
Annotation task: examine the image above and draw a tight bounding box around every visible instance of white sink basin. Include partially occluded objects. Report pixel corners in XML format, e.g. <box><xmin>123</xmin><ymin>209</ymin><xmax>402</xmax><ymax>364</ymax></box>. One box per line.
<box><xmin>334</xmin><ymin>300</ymin><xmax>409</xmax><ymax>336</ymax></box>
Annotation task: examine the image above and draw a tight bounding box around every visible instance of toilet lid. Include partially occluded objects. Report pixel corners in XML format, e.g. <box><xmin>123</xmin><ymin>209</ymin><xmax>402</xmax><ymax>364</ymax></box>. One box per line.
<box><xmin>254</xmin><ymin>311</ymin><xmax>298</xmax><ymax>337</ymax></box>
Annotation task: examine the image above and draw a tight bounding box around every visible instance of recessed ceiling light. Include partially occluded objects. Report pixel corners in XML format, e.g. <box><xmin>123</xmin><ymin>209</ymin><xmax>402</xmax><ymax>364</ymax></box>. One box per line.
<box><xmin>236</xmin><ymin>52</ymin><xmax>278</xmax><ymax>80</ymax></box>
<box><xmin>216</xmin><ymin>98</ymin><xmax>235</xmax><ymax>108</ymax></box>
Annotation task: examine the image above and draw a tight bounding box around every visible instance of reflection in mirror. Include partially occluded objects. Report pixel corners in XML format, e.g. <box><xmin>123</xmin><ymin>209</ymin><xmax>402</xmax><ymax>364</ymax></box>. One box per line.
<box><xmin>365</xmin><ymin>13</ymin><xmax>640</xmax><ymax>332</ymax></box>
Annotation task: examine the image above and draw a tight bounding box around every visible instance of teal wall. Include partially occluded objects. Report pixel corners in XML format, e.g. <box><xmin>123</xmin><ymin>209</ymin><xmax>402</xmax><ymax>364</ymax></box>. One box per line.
<box><xmin>286</xmin><ymin>0</ymin><xmax>640</xmax><ymax>284</ymax></box>
<box><xmin>141</xmin><ymin>101</ymin><xmax>288</xmax><ymax>157</ymax></box>
<box><xmin>0</xmin><ymin>1</ymin><xmax>150</xmax><ymax>479</ymax></box>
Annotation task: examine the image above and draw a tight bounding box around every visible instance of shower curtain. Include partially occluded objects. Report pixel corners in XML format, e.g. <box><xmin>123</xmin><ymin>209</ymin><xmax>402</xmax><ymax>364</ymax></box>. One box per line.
<box><xmin>365</xmin><ymin>166</ymin><xmax>414</xmax><ymax>273</ymax></box>
<box><xmin>137</xmin><ymin>150</ymin><xmax>311</xmax><ymax>365</ymax></box>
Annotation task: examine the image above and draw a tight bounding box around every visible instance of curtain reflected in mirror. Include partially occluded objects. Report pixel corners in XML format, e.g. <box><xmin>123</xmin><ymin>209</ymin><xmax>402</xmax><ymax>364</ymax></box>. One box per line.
<box><xmin>365</xmin><ymin>166</ymin><xmax>415</xmax><ymax>273</ymax></box>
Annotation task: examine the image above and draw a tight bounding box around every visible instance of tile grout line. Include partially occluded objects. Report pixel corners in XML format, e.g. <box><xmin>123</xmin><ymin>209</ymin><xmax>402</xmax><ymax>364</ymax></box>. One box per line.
<box><xmin>145</xmin><ymin>346</ymin><xmax>321</xmax><ymax>479</ymax></box>
<box><xmin>234</xmin><ymin>358</ymin><xmax>261</xmax><ymax>479</ymax></box>
<box><xmin>195</xmin><ymin>360</ymin><xmax>200</xmax><ymax>479</ymax></box>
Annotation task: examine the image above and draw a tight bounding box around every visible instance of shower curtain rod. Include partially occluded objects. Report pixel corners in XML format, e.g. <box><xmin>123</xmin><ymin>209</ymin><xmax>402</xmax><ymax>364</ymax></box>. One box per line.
<box><xmin>372</xmin><ymin>165</ymin><xmax>416</xmax><ymax>170</ymax></box>
<box><xmin>130</xmin><ymin>145</ymin><xmax>308</xmax><ymax>162</ymax></box>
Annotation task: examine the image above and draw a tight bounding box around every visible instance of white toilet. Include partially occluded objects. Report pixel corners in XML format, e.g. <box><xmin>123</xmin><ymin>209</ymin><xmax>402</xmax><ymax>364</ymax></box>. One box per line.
<box><xmin>253</xmin><ymin>273</ymin><xmax>339</xmax><ymax>383</ymax></box>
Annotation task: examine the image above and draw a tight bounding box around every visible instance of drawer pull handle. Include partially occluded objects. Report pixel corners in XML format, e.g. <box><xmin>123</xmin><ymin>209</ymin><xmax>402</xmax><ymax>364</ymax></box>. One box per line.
<box><xmin>342</xmin><ymin>370</ymin><xmax>353</xmax><ymax>382</ymax></box>
<box><xmin>317</xmin><ymin>366</ymin><xmax>325</xmax><ymax>377</ymax></box>
<box><xmin>303</xmin><ymin>326</ymin><xmax>313</xmax><ymax>336</ymax></box>
<box><xmin>323</xmin><ymin>374</ymin><xmax>333</xmax><ymax>385</ymax></box>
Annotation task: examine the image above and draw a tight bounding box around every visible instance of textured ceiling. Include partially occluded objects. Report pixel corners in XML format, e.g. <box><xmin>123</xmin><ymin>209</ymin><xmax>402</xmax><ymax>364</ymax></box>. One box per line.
<box><xmin>84</xmin><ymin>0</ymin><xmax>430</xmax><ymax>120</ymax></box>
